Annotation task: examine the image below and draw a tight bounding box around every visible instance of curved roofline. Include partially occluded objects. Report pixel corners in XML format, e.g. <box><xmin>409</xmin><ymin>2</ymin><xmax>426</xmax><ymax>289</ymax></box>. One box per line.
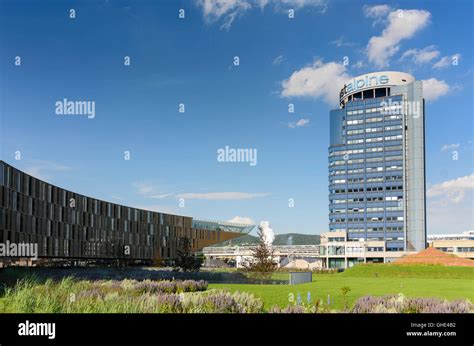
<box><xmin>0</xmin><ymin>159</ymin><xmax>192</xmax><ymax>218</ymax></box>
<box><xmin>339</xmin><ymin>71</ymin><xmax>416</xmax><ymax>107</ymax></box>
<box><xmin>1</xmin><ymin>160</ymin><xmax>262</xmax><ymax>232</ymax></box>
<box><xmin>342</xmin><ymin>71</ymin><xmax>415</xmax><ymax>88</ymax></box>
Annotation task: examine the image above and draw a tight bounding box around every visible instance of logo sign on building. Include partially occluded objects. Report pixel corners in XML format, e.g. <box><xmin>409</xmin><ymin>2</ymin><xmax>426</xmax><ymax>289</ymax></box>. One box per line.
<box><xmin>339</xmin><ymin>71</ymin><xmax>415</xmax><ymax>106</ymax></box>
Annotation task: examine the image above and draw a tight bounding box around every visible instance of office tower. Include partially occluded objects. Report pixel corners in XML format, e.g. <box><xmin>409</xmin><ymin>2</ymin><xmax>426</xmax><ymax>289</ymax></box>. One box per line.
<box><xmin>328</xmin><ymin>71</ymin><xmax>426</xmax><ymax>257</ymax></box>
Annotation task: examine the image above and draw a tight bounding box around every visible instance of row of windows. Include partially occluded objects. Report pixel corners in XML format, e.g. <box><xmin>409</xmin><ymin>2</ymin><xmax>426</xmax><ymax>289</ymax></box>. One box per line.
<box><xmin>331</xmin><ymin>195</ymin><xmax>403</xmax><ymax>204</ymax></box>
<box><xmin>347</xmin><ymin>135</ymin><xmax>402</xmax><ymax>145</ymax></box>
<box><xmin>0</xmin><ymin>230</ymin><xmax>159</xmax><ymax>258</ymax></box>
<box><xmin>366</xmin><ymin>247</ymin><xmax>384</xmax><ymax>252</ymax></box>
<box><xmin>347</xmin><ymin>226</ymin><xmax>403</xmax><ymax>232</ymax></box>
<box><xmin>345</xmin><ymin>114</ymin><xmax>402</xmax><ymax>125</ymax></box>
<box><xmin>346</xmin><ymin>125</ymin><xmax>403</xmax><ymax>135</ymax></box>
<box><xmin>331</xmin><ymin>176</ymin><xmax>402</xmax><ymax>187</ymax></box>
<box><xmin>330</xmin><ymin>168</ymin><xmax>402</xmax><ymax>178</ymax></box>
<box><xmin>330</xmin><ymin>145</ymin><xmax>403</xmax><ymax>157</ymax></box>
<box><xmin>330</xmin><ymin>216</ymin><xmax>404</xmax><ymax>223</ymax></box>
<box><xmin>331</xmin><ymin>155</ymin><xmax>403</xmax><ymax>166</ymax></box>
<box><xmin>328</xmin><ymin>237</ymin><xmax>345</xmax><ymax>242</ymax></box>
<box><xmin>437</xmin><ymin>247</ymin><xmax>474</xmax><ymax>253</ymax></box>
<box><xmin>346</xmin><ymin>105</ymin><xmax>403</xmax><ymax>116</ymax></box>
<box><xmin>331</xmin><ymin>185</ymin><xmax>403</xmax><ymax>194</ymax></box>
<box><xmin>331</xmin><ymin>168</ymin><xmax>404</xmax><ymax>176</ymax></box>
<box><xmin>331</xmin><ymin>179</ymin><xmax>403</xmax><ymax>188</ymax></box>
<box><xmin>330</xmin><ymin>196</ymin><xmax>403</xmax><ymax>204</ymax></box>
<box><xmin>330</xmin><ymin>227</ymin><xmax>404</xmax><ymax>234</ymax></box>
<box><xmin>331</xmin><ymin>166</ymin><xmax>403</xmax><ymax>176</ymax></box>
<box><xmin>331</xmin><ymin>206</ymin><xmax>403</xmax><ymax>213</ymax></box>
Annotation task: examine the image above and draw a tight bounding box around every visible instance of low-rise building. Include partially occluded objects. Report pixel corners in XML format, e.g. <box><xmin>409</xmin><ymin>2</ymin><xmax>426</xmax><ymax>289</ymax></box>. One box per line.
<box><xmin>428</xmin><ymin>231</ymin><xmax>474</xmax><ymax>260</ymax></box>
<box><xmin>202</xmin><ymin>245</ymin><xmax>322</xmax><ymax>269</ymax></box>
<box><xmin>319</xmin><ymin>230</ymin><xmax>417</xmax><ymax>268</ymax></box>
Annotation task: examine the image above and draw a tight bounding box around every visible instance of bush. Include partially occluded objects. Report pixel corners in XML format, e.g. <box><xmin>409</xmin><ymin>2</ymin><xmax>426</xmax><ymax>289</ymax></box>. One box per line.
<box><xmin>174</xmin><ymin>237</ymin><xmax>203</xmax><ymax>272</ymax></box>
<box><xmin>351</xmin><ymin>294</ymin><xmax>473</xmax><ymax>313</ymax></box>
<box><xmin>0</xmin><ymin>278</ymin><xmax>265</xmax><ymax>313</ymax></box>
<box><xmin>124</xmin><ymin>279</ymin><xmax>208</xmax><ymax>294</ymax></box>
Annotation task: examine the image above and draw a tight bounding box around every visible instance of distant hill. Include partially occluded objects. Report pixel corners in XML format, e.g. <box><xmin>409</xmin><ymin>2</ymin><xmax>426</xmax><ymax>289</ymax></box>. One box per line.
<box><xmin>273</xmin><ymin>233</ymin><xmax>321</xmax><ymax>246</ymax></box>
<box><xmin>208</xmin><ymin>233</ymin><xmax>320</xmax><ymax>247</ymax></box>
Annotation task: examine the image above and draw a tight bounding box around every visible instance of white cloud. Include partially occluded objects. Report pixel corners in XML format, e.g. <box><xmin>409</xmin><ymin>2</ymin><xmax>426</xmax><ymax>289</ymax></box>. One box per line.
<box><xmin>400</xmin><ymin>45</ymin><xmax>440</xmax><ymax>64</ymax></box>
<box><xmin>363</xmin><ymin>4</ymin><xmax>392</xmax><ymax>18</ymax></box>
<box><xmin>427</xmin><ymin>174</ymin><xmax>474</xmax><ymax>204</ymax></box>
<box><xmin>257</xmin><ymin>0</ymin><xmax>270</xmax><ymax>9</ymax></box>
<box><xmin>366</xmin><ymin>9</ymin><xmax>431</xmax><ymax>67</ymax></box>
<box><xmin>281</xmin><ymin>59</ymin><xmax>351</xmax><ymax>106</ymax></box>
<box><xmin>428</xmin><ymin>202</ymin><xmax>473</xmax><ymax>234</ymax></box>
<box><xmin>134</xmin><ymin>182</ymin><xmax>269</xmax><ymax>201</ymax></box>
<box><xmin>176</xmin><ymin>192</ymin><xmax>269</xmax><ymax>200</ymax></box>
<box><xmin>272</xmin><ymin>55</ymin><xmax>284</xmax><ymax>65</ymax></box>
<box><xmin>197</xmin><ymin>0</ymin><xmax>251</xmax><ymax>30</ymax></box>
<box><xmin>132</xmin><ymin>182</ymin><xmax>173</xmax><ymax>199</ymax></box>
<box><xmin>353</xmin><ymin>60</ymin><xmax>364</xmax><ymax>68</ymax></box>
<box><xmin>433</xmin><ymin>54</ymin><xmax>461</xmax><ymax>69</ymax></box>
<box><xmin>330</xmin><ymin>36</ymin><xmax>355</xmax><ymax>47</ymax></box>
<box><xmin>196</xmin><ymin>0</ymin><xmax>327</xmax><ymax>29</ymax></box>
<box><xmin>150</xmin><ymin>193</ymin><xmax>174</xmax><ymax>199</ymax></box>
<box><xmin>288</xmin><ymin>118</ymin><xmax>310</xmax><ymax>128</ymax></box>
<box><xmin>134</xmin><ymin>204</ymin><xmax>185</xmax><ymax>216</ymax></box>
<box><xmin>440</xmin><ymin>143</ymin><xmax>460</xmax><ymax>152</ymax></box>
<box><xmin>274</xmin><ymin>0</ymin><xmax>328</xmax><ymax>11</ymax></box>
<box><xmin>422</xmin><ymin>78</ymin><xmax>450</xmax><ymax>101</ymax></box>
<box><xmin>427</xmin><ymin>174</ymin><xmax>474</xmax><ymax>233</ymax></box>
<box><xmin>228</xmin><ymin>216</ymin><xmax>255</xmax><ymax>224</ymax></box>
<box><xmin>23</xmin><ymin>160</ymin><xmax>72</xmax><ymax>180</ymax></box>
<box><xmin>132</xmin><ymin>181</ymin><xmax>156</xmax><ymax>195</ymax></box>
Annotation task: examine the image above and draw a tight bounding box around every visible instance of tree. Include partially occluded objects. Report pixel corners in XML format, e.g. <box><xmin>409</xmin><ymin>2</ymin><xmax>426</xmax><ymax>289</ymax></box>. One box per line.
<box><xmin>244</xmin><ymin>226</ymin><xmax>277</xmax><ymax>282</ymax></box>
<box><xmin>341</xmin><ymin>286</ymin><xmax>352</xmax><ymax>311</ymax></box>
<box><xmin>174</xmin><ymin>237</ymin><xmax>203</xmax><ymax>272</ymax></box>
<box><xmin>152</xmin><ymin>247</ymin><xmax>164</xmax><ymax>267</ymax></box>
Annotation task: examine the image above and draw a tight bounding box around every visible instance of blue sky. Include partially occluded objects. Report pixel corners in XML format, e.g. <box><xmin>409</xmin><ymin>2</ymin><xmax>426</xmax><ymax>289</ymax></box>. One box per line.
<box><xmin>1</xmin><ymin>0</ymin><xmax>472</xmax><ymax>235</ymax></box>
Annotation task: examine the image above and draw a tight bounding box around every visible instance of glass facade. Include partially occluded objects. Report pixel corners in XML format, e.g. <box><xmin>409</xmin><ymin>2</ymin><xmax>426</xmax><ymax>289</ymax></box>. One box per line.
<box><xmin>0</xmin><ymin>161</ymin><xmax>251</xmax><ymax>263</ymax></box>
<box><xmin>329</xmin><ymin>74</ymin><xmax>426</xmax><ymax>252</ymax></box>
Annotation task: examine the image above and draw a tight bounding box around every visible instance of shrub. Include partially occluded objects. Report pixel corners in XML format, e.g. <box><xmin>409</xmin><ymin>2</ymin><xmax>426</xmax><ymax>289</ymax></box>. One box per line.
<box><xmin>351</xmin><ymin>294</ymin><xmax>473</xmax><ymax>313</ymax></box>
<box><xmin>96</xmin><ymin>279</ymin><xmax>208</xmax><ymax>294</ymax></box>
<box><xmin>180</xmin><ymin>290</ymin><xmax>264</xmax><ymax>313</ymax></box>
<box><xmin>0</xmin><ymin>278</ymin><xmax>262</xmax><ymax>313</ymax></box>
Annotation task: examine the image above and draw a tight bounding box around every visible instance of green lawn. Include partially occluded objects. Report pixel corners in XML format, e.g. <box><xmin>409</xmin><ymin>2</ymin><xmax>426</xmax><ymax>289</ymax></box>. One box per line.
<box><xmin>340</xmin><ymin>263</ymin><xmax>474</xmax><ymax>279</ymax></box>
<box><xmin>209</xmin><ymin>265</ymin><xmax>474</xmax><ymax>310</ymax></box>
<box><xmin>0</xmin><ymin>264</ymin><xmax>472</xmax><ymax>312</ymax></box>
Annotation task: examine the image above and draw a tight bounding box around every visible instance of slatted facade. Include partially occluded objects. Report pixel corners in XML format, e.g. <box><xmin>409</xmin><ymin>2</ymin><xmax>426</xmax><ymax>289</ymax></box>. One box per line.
<box><xmin>0</xmin><ymin>161</ymin><xmax>242</xmax><ymax>263</ymax></box>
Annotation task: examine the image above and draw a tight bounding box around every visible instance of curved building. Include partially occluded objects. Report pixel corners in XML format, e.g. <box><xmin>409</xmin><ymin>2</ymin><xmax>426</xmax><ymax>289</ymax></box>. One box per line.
<box><xmin>0</xmin><ymin>160</ymin><xmax>255</xmax><ymax>265</ymax></box>
<box><xmin>327</xmin><ymin>71</ymin><xmax>426</xmax><ymax>267</ymax></box>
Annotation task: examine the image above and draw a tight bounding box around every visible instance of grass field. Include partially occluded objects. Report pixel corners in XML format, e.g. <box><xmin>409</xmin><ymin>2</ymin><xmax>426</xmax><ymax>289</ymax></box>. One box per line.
<box><xmin>0</xmin><ymin>264</ymin><xmax>472</xmax><ymax>312</ymax></box>
<box><xmin>209</xmin><ymin>265</ymin><xmax>474</xmax><ymax>310</ymax></box>
<box><xmin>340</xmin><ymin>263</ymin><xmax>474</xmax><ymax>279</ymax></box>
